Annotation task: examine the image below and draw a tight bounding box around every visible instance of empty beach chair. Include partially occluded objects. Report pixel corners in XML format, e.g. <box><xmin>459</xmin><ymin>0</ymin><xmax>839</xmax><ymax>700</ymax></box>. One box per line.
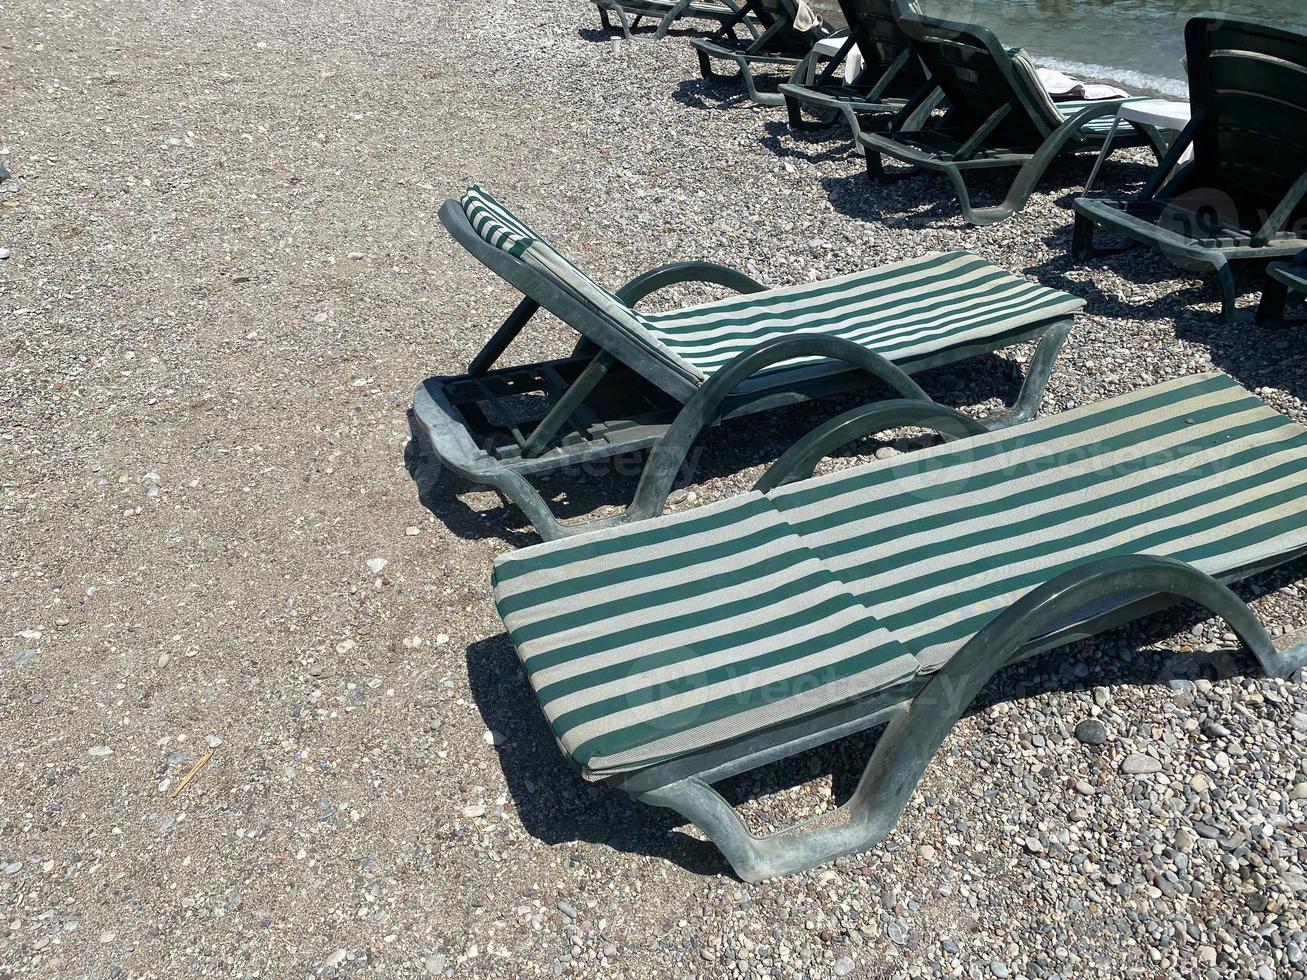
<box><xmin>408</xmin><ymin>186</ymin><xmax>1081</xmax><ymax>540</ymax></box>
<box><xmin>858</xmin><ymin>13</ymin><xmax>1166</xmax><ymax>225</ymax></box>
<box><xmin>493</xmin><ymin>372</ymin><xmax>1307</xmax><ymax>881</ymax></box>
<box><xmin>690</xmin><ymin>0</ymin><xmax>834</xmax><ymax>106</ymax></box>
<box><xmin>593</xmin><ymin>0</ymin><xmax>759</xmax><ymax>42</ymax></box>
<box><xmin>1073</xmin><ymin>16</ymin><xmax>1307</xmax><ymax>323</ymax></box>
<box><xmin>777</xmin><ymin>0</ymin><xmax>933</xmax><ymax>139</ymax></box>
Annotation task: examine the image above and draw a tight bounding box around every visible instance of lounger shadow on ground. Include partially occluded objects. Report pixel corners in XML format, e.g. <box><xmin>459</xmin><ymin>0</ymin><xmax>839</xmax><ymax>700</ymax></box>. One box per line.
<box><xmin>407</xmin><ymin>356</ymin><xmax>1027</xmax><ymax>545</ymax></box>
<box><xmin>756</xmin><ymin>118</ymin><xmax>861</xmax><ymax>167</ymax></box>
<box><xmin>1026</xmin><ymin>247</ymin><xmax>1307</xmax><ymax>403</ymax></box>
<box><xmin>672</xmin><ymin>75</ymin><xmax>789</xmax><ymax>112</ymax></box>
<box><xmin>464</xmin><ymin>560</ymin><xmax>1305</xmax><ymax>879</ymax></box>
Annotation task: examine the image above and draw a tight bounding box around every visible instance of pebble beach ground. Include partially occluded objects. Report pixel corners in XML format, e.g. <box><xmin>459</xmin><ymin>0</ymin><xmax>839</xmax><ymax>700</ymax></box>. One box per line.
<box><xmin>3</xmin><ymin>1</ymin><xmax>1306</xmax><ymax>977</ymax></box>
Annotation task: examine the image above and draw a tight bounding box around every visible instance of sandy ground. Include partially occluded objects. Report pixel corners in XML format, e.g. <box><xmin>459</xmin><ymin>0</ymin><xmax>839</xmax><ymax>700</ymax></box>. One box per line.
<box><xmin>3</xmin><ymin>1</ymin><xmax>1306</xmax><ymax>978</ymax></box>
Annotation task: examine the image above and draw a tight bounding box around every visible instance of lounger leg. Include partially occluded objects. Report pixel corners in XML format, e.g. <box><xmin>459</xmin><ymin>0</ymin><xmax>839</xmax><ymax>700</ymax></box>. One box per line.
<box><xmin>981</xmin><ymin>317</ymin><xmax>1072</xmax><ymax>428</ymax></box>
<box><xmin>739</xmin><ymin>58</ymin><xmax>786</xmax><ymax>107</ymax></box>
<box><xmin>1256</xmin><ymin>278</ymin><xmax>1291</xmax><ymax>327</ymax></box>
<box><xmin>865</xmin><ymin>149</ymin><xmax>916</xmax><ymax>183</ymax></box>
<box><xmin>639</xmin><ymin>554</ymin><xmax>1307</xmax><ymax>882</ymax></box>
<box><xmin>1216</xmin><ymin>261</ymin><xmax>1240</xmax><ymax>325</ymax></box>
<box><xmin>698</xmin><ymin>48</ymin><xmax>742</xmax><ymax>82</ymax></box>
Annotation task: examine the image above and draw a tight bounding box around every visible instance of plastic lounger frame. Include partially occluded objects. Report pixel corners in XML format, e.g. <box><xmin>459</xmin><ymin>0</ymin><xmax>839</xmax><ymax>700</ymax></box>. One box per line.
<box><xmin>598</xmin><ymin>402</ymin><xmax>1307</xmax><ymax>882</ymax></box>
<box><xmin>1071</xmin><ymin>16</ymin><xmax>1307</xmax><ymax>324</ymax></box>
<box><xmin>1257</xmin><ymin>251</ymin><xmax>1307</xmax><ymax>326</ymax></box>
<box><xmin>594</xmin><ymin>0</ymin><xmax>759</xmax><ymax>42</ymax></box>
<box><xmin>778</xmin><ymin>0</ymin><xmax>936</xmax><ymax>141</ymax></box>
<box><xmin>690</xmin><ymin>0</ymin><xmax>830</xmax><ymax>107</ymax></box>
<box><xmin>856</xmin><ymin>13</ymin><xmax>1168</xmax><ymax>226</ymax></box>
<box><xmin>410</xmin><ymin>202</ymin><xmax>1073</xmax><ymax>541</ymax></box>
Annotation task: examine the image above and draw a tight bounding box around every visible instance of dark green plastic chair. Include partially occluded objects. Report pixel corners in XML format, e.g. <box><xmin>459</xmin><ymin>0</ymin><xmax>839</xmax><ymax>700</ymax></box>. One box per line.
<box><xmin>592</xmin><ymin>0</ymin><xmax>759</xmax><ymax>42</ymax></box>
<box><xmin>858</xmin><ymin>12</ymin><xmax>1166</xmax><ymax>226</ymax></box>
<box><xmin>690</xmin><ymin>0</ymin><xmax>834</xmax><ymax>107</ymax></box>
<box><xmin>1074</xmin><ymin>16</ymin><xmax>1307</xmax><ymax>324</ymax></box>
<box><xmin>492</xmin><ymin>372</ymin><xmax>1307</xmax><ymax>881</ymax></box>
<box><xmin>1257</xmin><ymin>249</ymin><xmax>1307</xmax><ymax>326</ymax></box>
<box><xmin>409</xmin><ymin>186</ymin><xmax>1081</xmax><ymax>541</ymax></box>
<box><xmin>777</xmin><ymin>0</ymin><xmax>934</xmax><ymax>140</ymax></box>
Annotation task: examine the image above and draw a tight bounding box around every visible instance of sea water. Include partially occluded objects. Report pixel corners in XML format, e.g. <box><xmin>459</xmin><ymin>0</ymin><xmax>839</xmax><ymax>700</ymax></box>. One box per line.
<box><xmin>812</xmin><ymin>0</ymin><xmax>1307</xmax><ymax>96</ymax></box>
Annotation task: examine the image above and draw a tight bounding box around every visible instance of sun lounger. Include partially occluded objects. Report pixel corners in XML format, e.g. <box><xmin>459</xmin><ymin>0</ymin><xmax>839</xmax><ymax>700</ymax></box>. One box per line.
<box><xmin>857</xmin><ymin>13</ymin><xmax>1168</xmax><ymax>226</ymax></box>
<box><xmin>776</xmin><ymin>0</ymin><xmax>932</xmax><ymax>138</ymax></box>
<box><xmin>1257</xmin><ymin>249</ymin><xmax>1307</xmax><ymax>326</ymax></box>
<box><xmin>593</xmin><ymin>0</ymin><xmax>759</xmax><ymax>42</ymax></box>
<box><xmin>492</xmin><ymin>372</ymin><xmax>1307</xmax><ymax>881</ymax></box>
<box><xmin>690</xmin><ymin>0</ymin><xmax>834</xmax><ymax>106</ymax></box>
<box><xmin>409</xmin><ymin>186</ymin><xmax>1080</xmax><ymax>540</ymax></box>
<box><xmin>1073</xmin><ymin>16</ymin><xmax>1307</xmax><ymax>324</ymax></box>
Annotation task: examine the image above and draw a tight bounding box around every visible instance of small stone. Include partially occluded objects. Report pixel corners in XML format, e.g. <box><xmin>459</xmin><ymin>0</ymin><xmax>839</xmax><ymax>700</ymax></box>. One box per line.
<box><xmin>874</xmin><ymin>446</ymin><xmax>899</xmax><ymax>460</ymax></box>
<box><xmin>1073</xmin><ymin>779</ymin><xmax>1095</xmax><ymax>796</ymax></box>
<box><xmin>461</xmin><ymin>805</ymin><xmax>485</xmax><ymax>819</ymax></box>
<box><xmin>1121</xmin><ymin>752</ymin><xmax>1163</xmax><ymax>775</ymax></box>
<box><xmin>436</xmin><ymin>633</ymin><xmax>449</xmax><ymax>645</ymax></box>
<box><xmin>834</xmin><ymin>956</ymin><xmax>855</xmax><ymax>976</ymax></box>
<box><xmin>324</xmin><ymin>949</ymin><xmax>347</xmax><ymax>967</ymax></box>
<box><xmin>1247</xmin><ymin>891</ymin><xmax>1268</xmax><ymax>913</ymax></box>
<box><xmin>1092</xmin><ymin>686</ymin><xmax>1111</xmax><ymax>707</ymax></box>
<box><xmin>603</xmin><ymin>944</ymin><xmax>617</xmax><ymax>959</ymax></box>
<box><xmin>157</xmin><ymin>652</ymin><xmax>171</xmax><ymax>668</ymax></box>
<box><xmin>335</xmin><ymin>639</ymin><xmax>356</xmax><ymax>654</ymax></box>
<box><xmin>557</xmin><ymin>900</ymin><xmax>578</xmax><ymax>919</ymax></box>
<box><xmin>313</xmin><ymin>312</ymin><xmax>329</xmax><ymax>323</ymax></box>
<box><xmin>990</xmin><ymin>961</ymin><xmax>1010</xmax><ymax>978</ymax></box>
<box><xmin>100</xmin><ymin>931</ymin><xmax>116</xmax><ymax>944</ymax></box>
<box><xmin>917</xmin><ymin>844</ymin><xmax>936</xmax><ymax>862</ymax></box>
<box><xmin>1291</xmin><ymin>782</ymin><xmax>1307</xmax><ymax>801</ymax></box>
<box><xmin>347</xmin><ymin>251</ymin><xmax>365</xmax><ymax>260</ymax></box>
<box><xmin>1074</xmin><ymin>719</ymin><xmax>1108</xmax><ymax>745</ymax></box>
<box><xmin>886</xmin><ymin>920</ymin><xmax>908</xmax><ymax>945</ymax></box>
<box><xmin>0</xmin><ymin>247</ymin><xmax>9</xmax><ymax>260</ymax></box>
<box><xmin>366</xmin><ymin>557</ymin><xmax>388</xmax><ymax>575</ymax></box>
<box><xmin>3</xmin><ymin>862</ymin><xmax>20</xmax><ymax>875</ymax></box>
<box><xmin>1199</xmin><ymin>720</ymin><xmax>1230</xmax><ymax>738</ymax></box>
<box><xmin>1174</xmin><ymin>827</ymin><xmax>1198</xmax><ymax>852</ymax></box>
<box><xmin>482</xmin><ymin>730</ymin><xmax>506</xmax><ymax>746</ymax></box>
<box><xmin>87</xmin><ymin>746</ymin><xmax>113</xmax><ymax>757</ymax></box>
<box><xmin>1024</xmin><ymin>836</ymin><xmax>1044</xmax><ymax>854</ymax></box>
<box><xmin>405</xmin><ymin>525</ymin><xmax>421</xmax><ymax>536</ymax></box>
<box><xmin>425</xmin><ymin>953</ymin><xmax>446</xmax><ymax>975</ymax></box>
<box><xmin>206</xmin><ymin>734</ymin><xmax>224</xmax><ymax>749</ymax></box>
<box><xmin>1189</xmin><ymin>772</ymin><xmax>1212</xmax><ymax>793</ymax></box>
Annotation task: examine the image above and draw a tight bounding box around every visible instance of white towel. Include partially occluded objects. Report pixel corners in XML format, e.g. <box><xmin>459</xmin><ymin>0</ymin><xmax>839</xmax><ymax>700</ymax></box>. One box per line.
<box><xmin>792</xmin><ymin>0</ymin><xmax>821</xmax><ymax>33</ymax></box>
<box><xmin>1035</xmin><ymin>66</ymin><xmax>1130</xmax><ymax>101</ymax></box>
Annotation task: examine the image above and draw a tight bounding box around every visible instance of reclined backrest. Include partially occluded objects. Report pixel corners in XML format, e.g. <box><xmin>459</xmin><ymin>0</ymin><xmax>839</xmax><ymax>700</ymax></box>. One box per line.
<box><xmin>453</xmin><ymin>186</ymin><xmax>706</xmax><ymax>389</ymax></box>
<box><xmin>837</xmin><ymin>0</ymin><xmax>928</xmax><ymax>97</ymax></box>
<box><xmin>1184</xmin><ymin>15</ymin><xmax>1307</xmax><ymax>233</ymax></box>
<box><xmin>896</xmin><ymin>11</ymin><xmax>1067</xmax><ymax>148</ymax></box>
<box><xmin>748</xmin><ymin>0</ymin><xmax>830</xmax><ymax>54</ymax></box>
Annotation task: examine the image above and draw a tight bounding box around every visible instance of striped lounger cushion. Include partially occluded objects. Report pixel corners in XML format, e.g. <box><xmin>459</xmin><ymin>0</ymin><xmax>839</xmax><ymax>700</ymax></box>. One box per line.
<box><xmin>459</xmin><ymin>186</ymin><xmax>1083</xmax><ymax>386</ymax></box>
<box><xmin>493</xmin><ymin>372</ymin><xmax>1307</xmax><ymax>778</ymax></box>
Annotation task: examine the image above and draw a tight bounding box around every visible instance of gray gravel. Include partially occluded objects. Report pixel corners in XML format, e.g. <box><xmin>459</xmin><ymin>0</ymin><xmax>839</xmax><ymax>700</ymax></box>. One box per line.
<box><xmin>2</xmin><ymin>0</ymin><xmax>1306</xmax><ymax>977</ymax></box>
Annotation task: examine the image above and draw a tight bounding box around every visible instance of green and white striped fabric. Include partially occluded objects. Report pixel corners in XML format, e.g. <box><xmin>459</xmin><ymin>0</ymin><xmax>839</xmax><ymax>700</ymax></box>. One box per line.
<box><xmin>460</xmin><ymin>186</ymin><xmax>697</xmax><ymax>381</ymax></box>
<box><xmin>493</xmin><ymin>373</ymin><xmax>1307</xmax><ymax>778</ymax></box>
<box><xmin>1051</xmin><ymin>100</ymin><xmax>1133</xmax><ymax>135</ymax></box>
<box><xmin>771</xmin><ymin>372</ymin><xmax>1307</xmax><ymax>669</ymax></box>
<box><xmin>459</xmin><ymin>187</ymin><xmax>1083</xmax><ymax>389</ymax></box>
<box><xmin>637</xmin><ymin>252</ymin><xmax>1084</xmax><ymax>377</ymax></box>
<box><xmin>493</xmin><ymin>492</ymin><xmax>919</xmax><ymax>776</ymax></box>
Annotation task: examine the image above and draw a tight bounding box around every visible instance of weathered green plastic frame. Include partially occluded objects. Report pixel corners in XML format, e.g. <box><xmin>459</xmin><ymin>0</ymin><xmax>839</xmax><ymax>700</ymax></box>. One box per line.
<box><xmin>857</xmin><ymin>12</ymin><xmax>1167</xmax><ymax>225</ymax></box>
<box><xmin>1072</xmin><ymin>16</ymin><xmax>1307</xmax><ymax>323</ymax></box>
<box><xmin>410</xmin><ymin>200</ymin><xmax>1073</xmax><ymax>541</ymax></box>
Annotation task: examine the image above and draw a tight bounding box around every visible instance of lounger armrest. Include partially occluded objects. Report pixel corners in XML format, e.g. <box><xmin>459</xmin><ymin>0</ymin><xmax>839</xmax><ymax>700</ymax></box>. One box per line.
<box><xmin>754</xmin><ymin>400</ymin><xmax>991</xmax><ymax>492</ymax></box>
<box><xmin>623</xmin><ymin>334</ymin><xmax>932</xmax><ymax>521</ymax></box>
<box><xmin>616</xmin><ymin>261</ymin><xmax>767</xmax><ymax>306</ymax></box>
